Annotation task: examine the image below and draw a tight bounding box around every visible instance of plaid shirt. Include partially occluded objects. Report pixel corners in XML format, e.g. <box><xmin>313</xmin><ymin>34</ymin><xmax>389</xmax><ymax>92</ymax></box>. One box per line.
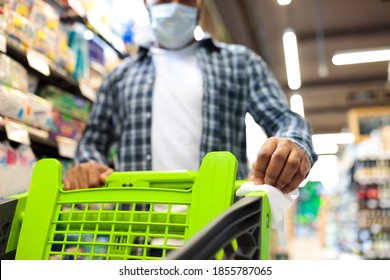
<box><xmin>76</xmin><ymin>38</ymin><xmax>317</xmax><ymax>179</ymax></box>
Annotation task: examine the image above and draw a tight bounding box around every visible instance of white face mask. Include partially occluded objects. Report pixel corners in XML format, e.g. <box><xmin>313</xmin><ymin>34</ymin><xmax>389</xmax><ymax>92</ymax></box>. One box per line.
<box><xmin>149</xmin><ymin>3</ymin><xmax>198</xmax><ymax>49</ymax></box>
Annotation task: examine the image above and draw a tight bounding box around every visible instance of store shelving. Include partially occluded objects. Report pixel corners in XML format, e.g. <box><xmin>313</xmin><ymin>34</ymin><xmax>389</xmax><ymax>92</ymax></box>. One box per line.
<box><xmin>4</xmin><ymin>42</ymin><xmax>84</xmax><ymax>99</ymax></box>
<box><xmin>53</xmin><ymin>0</ymin><xmax>128</xmax><ymax>59</ymax></box>
<box><xmin>0</xmin><ymin>116</ymin><xmax>76</xmax><ymax>159</ymax></box>
<box><xmin>336</xmin><ymin>126</ymin><xmax>390</xmax><ymax>260</ymax></box>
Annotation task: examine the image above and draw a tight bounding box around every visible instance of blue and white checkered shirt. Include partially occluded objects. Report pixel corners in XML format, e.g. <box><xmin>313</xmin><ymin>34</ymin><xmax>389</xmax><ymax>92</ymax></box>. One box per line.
<box><xmin>76</xmin><ymin>38</ymin><xmax>317</xmax><ymax>179</ymax></box>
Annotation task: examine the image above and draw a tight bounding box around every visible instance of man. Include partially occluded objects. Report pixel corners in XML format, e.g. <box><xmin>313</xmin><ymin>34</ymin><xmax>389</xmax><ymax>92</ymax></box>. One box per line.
<box><xmin>64</xmin><ymin>0</ymin><xmax>317</xmax><ymax>194</ymax></box>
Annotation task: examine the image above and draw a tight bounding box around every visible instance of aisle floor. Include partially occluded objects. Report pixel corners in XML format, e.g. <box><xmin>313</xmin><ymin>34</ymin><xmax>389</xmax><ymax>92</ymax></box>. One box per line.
<box><xmin>287</xmin><ymin>234</ymin><xmax>339</xmax><ymax>260</ymax></box>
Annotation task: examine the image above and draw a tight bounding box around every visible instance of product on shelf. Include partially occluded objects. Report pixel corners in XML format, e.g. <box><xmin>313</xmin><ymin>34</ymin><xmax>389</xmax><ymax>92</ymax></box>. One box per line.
<box><xmin>0</xmin><ymin>54</ymin><xmax>28</xmax><ymax>90</ymax></box>
<box><xmin>7</xmin><ymin>0</ymin><xmax>34</xmax><ymax>18</ymax></box>
<box><xmin>0</xmin><ymin>84</ymin><xmax>53</xmax><ymax>131</ymax></box>
<box><xmin>31</xmin><ymin>25</ymin><xmax>57</xmax><ymax>60</ymax></box>
<box><xmin>56</xmin><ymin>26</ymin><xmax>76</xmax><ymax>75</ymax></box>
<box><xmin>38</xmin><ymin>85</ymin><xmax>90</xmax><ymax>122</ymax></box>
<box><xmin>25</xmin><ymin>92</ymin><xmax>53</xmax><ymax>130</ymax></box>
<box><xmin>89</xmin><ymin>38</ymin><xmax>104</xmax><ymax>66</ymax></box>
<box><xmin>29</xmin><ymin>0</ymin><xmax>59</xmax><ymax>31</ymax></box>
<box><xmin>6</xmin><ymin>10</ymin><xmax>34</xmax><ymax>51</ymax></box>
<box><xmin>0</xmin><ymin>1</ymin><xmax>8</xmax><ymax>31</ymax></box>
<box><xmin>29</xmin><ymin>0</ymin><xmax>60</xmax><ymax>60</ymax></box>
<box><xmin>50</xmin><ymin>110</ymin><xmax>86</xmax><ymax>140</ymax></box>
<box><xmin>0</xmin><ymin>84</ymin><xmax>26</xmax><ymax>120</ymax></box>
<box><xmin>339</xmin><ymin>125</ymin><xmax>390</xmax><ymax>259</ymax></box>
<box><xmin>0</xmin><ymin>53</ymin><xmax>29</xmax><ymax>92</ymax></box>
<box><xmin>68</xmin><ymin>24</ymin><xmax>90</xmax><ymax>80</ymax></box>
<box><xmin>0</xmin><ymin>141</ymin><xmax>36</xmax><ymax>199</ymax></box>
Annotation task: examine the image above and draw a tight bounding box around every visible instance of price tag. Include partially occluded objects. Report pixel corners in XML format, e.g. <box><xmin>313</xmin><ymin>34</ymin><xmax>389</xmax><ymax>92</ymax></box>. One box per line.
<box><xmin>26</xmin><ymin>49</ymin><xmax>50</xmax><ymax>76</ymax></box>
<box><xmin>0</xmin><ymin>33</ymin><xmax>6</xmax><ymax>53</ymax></box>
<box><xmin>56</xmin><ymin>136</ymin><xmax>77</xmax><ymax>159</ymax></box>
<box><xmin>79</xmin><ymin>82</ymin><xmax>96</xmax><ymax>102</ymax></box>
<box><xmin>4</xmin><ymin>119</ymin><xmax>30</xmax><ymax>145</ymax></box>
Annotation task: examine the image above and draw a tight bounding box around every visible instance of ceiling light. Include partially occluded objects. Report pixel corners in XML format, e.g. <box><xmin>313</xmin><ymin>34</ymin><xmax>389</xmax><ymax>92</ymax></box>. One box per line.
<box><xmin>283</xmin><ymin>29</ymin><xmax>301</xmax><ymax>90</ymax></box>
<box><xmin>290</xmin><ymin>93</ymin><xmax>305</xmax><ymax>118</ymax></box>
<box><xmin>332</xmin><ymin>48</ymin><xmax>390</xmax><ymax>65</ymax></box>
<box><xmin>277</xmin><ymin>0</ymin><xmax>291</xmax><ymax>5</ymax></box>
<box><xmin>83</xmin><ymin>30</ymin><xmax>94</xmax><ymax>40</ymax></box>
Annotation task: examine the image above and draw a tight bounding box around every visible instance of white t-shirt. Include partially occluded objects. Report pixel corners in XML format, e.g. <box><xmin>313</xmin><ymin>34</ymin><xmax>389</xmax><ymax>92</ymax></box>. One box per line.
<box><xmin>151</xmin><ymin>42</ymin><xmax>203</xmax><ymax>172</ymax></box>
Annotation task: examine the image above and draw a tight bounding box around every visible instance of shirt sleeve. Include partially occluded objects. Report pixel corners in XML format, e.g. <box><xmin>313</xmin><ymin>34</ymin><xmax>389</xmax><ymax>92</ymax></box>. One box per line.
<box><xmin>75</xmin><ymin>75</ymin><xmax>115</xmax><ymax>165</ymax></box>
<box><xmin>246</xmin><ymin>50</ymin><xmax>318</xmax><ymax>167</ymax></box>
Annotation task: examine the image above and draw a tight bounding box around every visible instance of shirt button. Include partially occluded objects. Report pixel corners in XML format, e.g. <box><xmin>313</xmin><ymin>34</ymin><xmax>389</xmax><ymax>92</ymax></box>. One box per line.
<box><xmin>145</xmin><ymin>154</ymin><xmax>151</xmax><ymax>161</ymax></box>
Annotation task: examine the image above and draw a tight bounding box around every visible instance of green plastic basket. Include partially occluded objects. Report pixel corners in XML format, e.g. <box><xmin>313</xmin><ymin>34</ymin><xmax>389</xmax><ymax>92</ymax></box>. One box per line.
<box><xmin>14</xmin><ymin>151</ymin><xmax>271</xmax><ymax>260</ymax></box>
<box><xmin>15</xmin><ymin>152</ymin><xmax>236</xmax><ymax>259</ymax></box>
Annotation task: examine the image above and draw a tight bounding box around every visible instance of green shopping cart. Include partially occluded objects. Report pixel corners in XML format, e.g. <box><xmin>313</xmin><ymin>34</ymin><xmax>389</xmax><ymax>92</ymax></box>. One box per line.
<box><xmin>1</xmin><ymin>151</ymin><xmax>271</xmax><ymax>260</ymax></box>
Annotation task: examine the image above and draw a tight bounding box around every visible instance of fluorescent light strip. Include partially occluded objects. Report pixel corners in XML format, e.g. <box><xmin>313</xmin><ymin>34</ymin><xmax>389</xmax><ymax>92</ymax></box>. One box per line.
<box><xmin>277</xmin><ymin>0</ymin><xmax>291</xmax><ymax>5</ymax></box>
<box><xmin>283</xmin><ymin>29</ymin><xmax>301</xmax><ymax>90</ymax></box>
<box><xmin>332</xmin><ymin>48</ymin><xmax>390</xmax><ymax>65</ymax></box>
<box><xmin>290</xmin><ymin>93</ymin><xmax>305</xmax><ymax>118</ymax></box>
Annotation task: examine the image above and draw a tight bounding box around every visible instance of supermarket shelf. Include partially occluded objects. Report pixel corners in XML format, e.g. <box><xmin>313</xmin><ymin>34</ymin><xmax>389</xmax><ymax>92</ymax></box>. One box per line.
<box><xmin>0</xmin><ymin>117</ymin><xmax>76</xmax><ymax>159</ymax></box>
<box><xmin>356</xmin><ymin>152</ymin><xmax>390</xmax><ymax>161</ymax></box>
<box><xmin>4</xmin><ymin>43</ymin><xmax>84</xmax><ymax>99</ymax></box>
<box><xmin>60</xmin><ymin>15</ymin><xmax>128</xmax><ymax>59</ymax></box>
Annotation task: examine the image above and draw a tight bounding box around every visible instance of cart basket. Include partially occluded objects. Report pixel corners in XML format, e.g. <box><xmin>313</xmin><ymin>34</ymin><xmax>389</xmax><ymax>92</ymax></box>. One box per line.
<box><xmin>11</xmin><ymin>151</ymin><xmax>270</xmax><ymax>260</ymax></box>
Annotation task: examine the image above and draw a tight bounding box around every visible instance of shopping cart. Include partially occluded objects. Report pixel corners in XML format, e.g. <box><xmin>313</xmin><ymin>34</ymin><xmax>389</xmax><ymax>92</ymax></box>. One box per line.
<box><xmin>0</xmin><ymin>192</ymin><xmax>27</xmax><ymax>260</ymax></box>
<box><xmin>1</xmin><ymin>151</ymin><xmax>271</xmax><ymax>260</ymax></box>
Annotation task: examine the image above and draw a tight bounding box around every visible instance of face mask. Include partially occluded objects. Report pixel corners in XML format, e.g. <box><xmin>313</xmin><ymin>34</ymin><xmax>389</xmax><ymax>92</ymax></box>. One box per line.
<box><xmin>149</xmin><ymin>3</ymin><xmax>198</xmax><ymax>49</ymax></box>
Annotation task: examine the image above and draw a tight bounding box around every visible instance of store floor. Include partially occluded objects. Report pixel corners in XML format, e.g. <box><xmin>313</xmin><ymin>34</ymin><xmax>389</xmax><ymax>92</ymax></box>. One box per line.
<box><xmin>287</xmin><ymin>233</ymin><xmax>339</xmax><ymax>260</ymax></box>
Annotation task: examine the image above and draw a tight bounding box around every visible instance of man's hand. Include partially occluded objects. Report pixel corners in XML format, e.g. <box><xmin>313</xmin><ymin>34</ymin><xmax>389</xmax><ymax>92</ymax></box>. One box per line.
<box><xmin>63</xmin><ymin>162</ymin><xmax>114</xmax><ymax>190</ymax></box>
<box><xmin>252</xmin><ymin>137</ymin><xmax>311</xmax><ymax>194</ymax></box>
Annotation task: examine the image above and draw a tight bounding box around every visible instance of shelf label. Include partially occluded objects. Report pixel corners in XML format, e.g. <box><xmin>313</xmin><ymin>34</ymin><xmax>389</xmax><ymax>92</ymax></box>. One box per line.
<box><xmin>79</xmin><ymin>82</ymin><xmax>96</xmax><ymax>102</ymax></box>
<box><xmin>4</xmin><ymin>119</ymin><xmax>30</xmax><ymax>145</ymax></box>
<box><xmin>26</xmin><ymin>49</ymin><xmax>50</xmax><ymax>76</ymax></box>
<box><xmin>0</xmin><ymin>33</ymin><xmax>6</xmax><ymax>53</ymax></box>
<box><xmin>56</xmin><ymin>136</ymin><xmax>77</xmax><ymax>159</ymax></box>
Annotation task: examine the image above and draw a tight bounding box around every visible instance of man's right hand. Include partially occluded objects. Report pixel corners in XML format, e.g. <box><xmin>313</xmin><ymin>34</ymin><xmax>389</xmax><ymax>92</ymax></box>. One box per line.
<box><xmin>63</xmin><ymin>162</ymin><xmax>114</xmax><ymax>190</ymax></box>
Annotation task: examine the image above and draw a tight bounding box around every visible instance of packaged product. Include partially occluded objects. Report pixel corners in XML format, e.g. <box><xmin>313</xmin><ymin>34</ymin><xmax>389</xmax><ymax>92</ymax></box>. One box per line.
<box><xmin>0</xmin><ymin>53</ymin><xmax>29</xmax><ymax>92</ymax></box>
<box><xmin>0</xmin><ymin>84</ymin><xmax>53</xmax><ymax>130</ymax></box>
<box><xmin>63</xmin><ymin>46</ymin><xmax>76</xmax><ymax>75</ymax></box>
<box><xmin>0</xmin><ymin>84</ymin><xmax>26</xmax><ymax>120</ymax></box>
<box><xmin>7</xmin><ymin>0</ymin><xmax>34</xmax><ymax>18</ymax></box>
<box><xmin>31</xmin><ymin>26</ymin><xmax>57</xmax><ymax>59</ymax></box>
<box><xmin>68</xmin><ymin>24</ymin><xmax>90</xmax><ymax>80</ymax></box>
<box><xmin>28</xmin><ymin>0</ymin><xmax>59</xmax><ymax>30</ymax></box>
<box><xmin>38</xmin><ymin>85</ymin><xmax>90</xmax><ymax>122</ymax></box>
<box><xmin>0</xmin><ymin>1</ymin><xmax>9</xmax><ymax>31</ymax></box>
<box><xmin>50</xmin><ymin>110</ymin><xmax>86</xmax><ymax>140</ymax></box>
<box><xmin>24</xmin><ymin>92</ymin><xmax>53</xmax><ymax>131</ymax></box>
<box><xmin>0</xmin><ymin>141</ymin><xmax>36</xmax><ymax>199</ymax></box>
<box><xmin>6</xmin><ymin>10</ymin><xmax>34</xmax><ymax>51</ymax></box>
<box><xmin>89</xmin><ymin>39</ymin><xmax>105</xmax><ymax>66</ymax></box>
<box><xmin>56</xmin><ymin>26</ymin><xmax>76</xmax><ymax>74</ymax></box>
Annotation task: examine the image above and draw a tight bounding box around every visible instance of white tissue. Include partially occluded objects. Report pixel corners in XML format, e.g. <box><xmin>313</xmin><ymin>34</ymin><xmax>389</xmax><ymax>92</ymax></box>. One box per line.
<box><xmin>236</xmin><ymin>181</ymin><xmax>299</xmax><ymax>234</ymax></box>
